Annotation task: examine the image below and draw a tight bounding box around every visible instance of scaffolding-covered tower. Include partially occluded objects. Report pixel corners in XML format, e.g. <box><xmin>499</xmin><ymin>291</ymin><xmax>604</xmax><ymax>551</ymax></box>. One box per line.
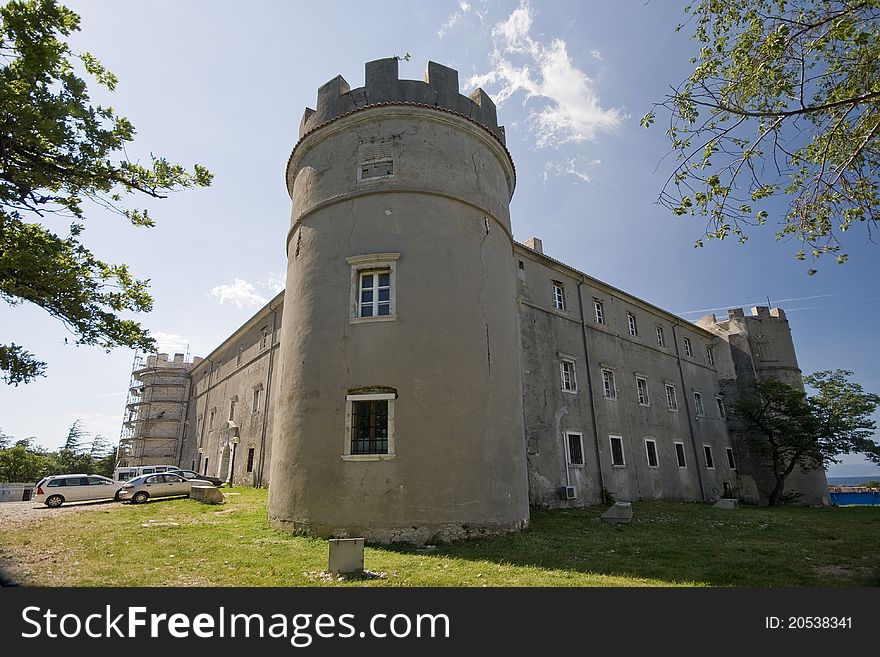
<box><xmin>116</xmin><ymin>352</ymin><xmax>200</xmax><ymax>468</ymax></box>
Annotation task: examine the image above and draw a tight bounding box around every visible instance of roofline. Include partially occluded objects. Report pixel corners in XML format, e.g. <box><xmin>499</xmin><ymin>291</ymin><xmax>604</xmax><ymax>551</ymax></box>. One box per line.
<box><xmin>190</xmin><ymin>290</ymin><xmax>285</xmax><ymax>376</ymax></box>
<box><xmin>513</xmin><ymin>242</ymin><xmax>719</xmax><ymax>340</ymax></box>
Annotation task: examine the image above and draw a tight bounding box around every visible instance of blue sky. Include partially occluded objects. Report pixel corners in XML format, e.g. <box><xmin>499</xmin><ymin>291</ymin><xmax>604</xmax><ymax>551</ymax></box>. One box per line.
<box><xmin>2</xmin><ymin>0</ymin><xmax>878</xmax><ymax>477</ymax></box>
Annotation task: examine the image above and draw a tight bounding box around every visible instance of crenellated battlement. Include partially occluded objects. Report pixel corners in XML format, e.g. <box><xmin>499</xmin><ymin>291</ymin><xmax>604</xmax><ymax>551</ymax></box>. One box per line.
<box><xmin>298</xmin><ymin>58</ymin><xmax>505</xmax><ymax>143</ymax></box>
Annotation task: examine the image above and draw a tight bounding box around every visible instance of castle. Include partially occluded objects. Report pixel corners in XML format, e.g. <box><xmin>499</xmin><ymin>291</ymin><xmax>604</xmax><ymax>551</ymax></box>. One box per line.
<box><xmin>116</xmin><ymin>59</ymin><xmax>829</xmax><ymax>542</ymax></box>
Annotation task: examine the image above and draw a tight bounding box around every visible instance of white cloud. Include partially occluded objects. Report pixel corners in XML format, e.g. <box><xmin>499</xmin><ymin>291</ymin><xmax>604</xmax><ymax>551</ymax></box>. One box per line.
<box><xmin>542</xmin><ymin>157</ymin><xmax>601</xmax><ymax>185</ymax></box>
<box><xmin>209</xmin><ymin>279</ymin><xmax>269</xmax><ymax>309</ymax></box>
<box><xmin>590</xmin><ymin>49</ymin><xmax>602</xmax><ymax>60</ymax></box>
<box><xmin>437</xmin><ymin>0</ymin><xmax>487</xmax><ymax>38</ymax></box>
<box><xmin>466</xmin><ymin>1</ymin><xmax>623</xmax><ymax>147</ymax></box>
<box><xmin>148</xmin><ymin>331</ymin><xmax>190</xmax><ymax>353</ymax></box>
<box><xmin>259</xmin><ymin>275</ymin><xmax>286</xmax><ymax>294</ymax></box>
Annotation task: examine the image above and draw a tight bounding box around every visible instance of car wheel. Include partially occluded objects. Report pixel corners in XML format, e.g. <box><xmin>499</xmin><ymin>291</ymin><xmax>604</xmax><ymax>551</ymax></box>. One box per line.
<box><xmin>46</xmin><ymin>495</ymin><xmax>64</xmax><ymax>508</ymax></box>
<box><xmin>132</xmin><ymin>491</ymin><xmax>149</xmax><ymax>504</ymax></box>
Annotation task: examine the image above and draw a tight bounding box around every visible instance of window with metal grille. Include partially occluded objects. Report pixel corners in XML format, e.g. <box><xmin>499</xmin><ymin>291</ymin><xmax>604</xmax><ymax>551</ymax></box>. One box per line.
<box><xmin>351</xmin><ymin>399</ymin><xmax>389</xmax><ymax>455</ymax></box>
<box><xmin>359</xmin><ymin>270</ymin><xmax>391</xmax><ymax>317</ymax></box>
<box><xmin>674</xmin><ymin>442</ymin><xmax>687</xmax><ymax>468</ymax></box>
<box><xmin>594</xmin><ymin>300</ymin><xmax>604</xmax><ymax>324</ymax></box>
<box><xmin>567</xmin><ymin>433</ymin><xmax>584</xmax><ymax>466</ymax></box>
<box><xmin>656</xmin><ymin>325</ymin><xmax>665</xmax><ymax>346</ymax></box>
<box><xmin>610</xmin><ymin>435</ymin><xmax>625</xmax><ymax>466</ymax></box>
<box><xmin>645</xmin><ymin>439</ymin><xmax>659</xmax><ymax>467</ymax></box>
<box><xmin>552</xmin><ymin>281</ymin><xmax>566</xmax><ymax>311</ymax></box>
<box><xmin>684</xmin><ymin>337</ymin><xmax>693</xmax><ymax>357</ymax></box>
<box><xmin>246</xmin><ymin>447</ymin><xmax>255</xmax><ymax>473</ymax></box>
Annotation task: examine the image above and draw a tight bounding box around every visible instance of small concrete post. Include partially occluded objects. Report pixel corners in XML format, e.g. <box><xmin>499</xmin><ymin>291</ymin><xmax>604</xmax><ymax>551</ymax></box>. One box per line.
<box><xmin>328</xmin><ymin>538</ymin><xmax>364</xmax><ymax>576</ymax></box>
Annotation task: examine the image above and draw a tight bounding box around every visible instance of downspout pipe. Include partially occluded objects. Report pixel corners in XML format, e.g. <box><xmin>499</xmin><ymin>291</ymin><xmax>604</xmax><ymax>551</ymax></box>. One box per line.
<box><xmin>256</xmin><ymin>300</ymin><xmax>280</xmax><ymax>487</ymax></box>
<box><xmin>672</xmin><ymin>323</ymin><xmax>706</xmax><ymax>501</ymax></box>
<box><xmin>577</xmin><ymin>279</ymin><xmax>607</xmax><ymax>502</ymax></box>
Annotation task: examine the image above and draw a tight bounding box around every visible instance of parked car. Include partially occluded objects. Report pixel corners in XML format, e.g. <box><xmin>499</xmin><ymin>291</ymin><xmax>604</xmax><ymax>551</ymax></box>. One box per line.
<box><xmin>117</xmin><ymin>472</ymin><xmax>214</xmax><ymax>504</ymax></box>
<box><xmin>33</xmin><ymin>474</ymin><xmax>118</xmax><ymax>508</ymax></box>
<box><xmin>167</xmin><ymin>469</ymin><xmax>224</xmax><ymax>487</ymax></box>
<box><xmin>112</xmin><ymin>465</ymin><xmax>178</xmax><ymax>483</ymax></box>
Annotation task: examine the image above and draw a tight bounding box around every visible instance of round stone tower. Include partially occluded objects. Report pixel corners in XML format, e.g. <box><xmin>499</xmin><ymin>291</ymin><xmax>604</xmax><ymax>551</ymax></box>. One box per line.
<box><xmin>267</xmin><ymin>58</ymin><xmax>529</xmax><ymax>542</ymax></box>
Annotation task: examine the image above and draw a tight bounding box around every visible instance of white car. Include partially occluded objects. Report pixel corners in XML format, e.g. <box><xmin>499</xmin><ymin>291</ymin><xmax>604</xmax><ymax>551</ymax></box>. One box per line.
<box><xmin>117</xmin><ymin>472</ymin><xmax>214</xmax><ymax>504</ymax></box>
<box><xmin>33</xmin><ymin>474</ymin><xmax>118</xmax><ymax>507</ymax></box>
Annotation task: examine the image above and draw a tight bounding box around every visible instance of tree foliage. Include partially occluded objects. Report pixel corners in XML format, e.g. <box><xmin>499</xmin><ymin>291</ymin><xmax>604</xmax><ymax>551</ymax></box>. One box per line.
<box><xmin>644</xmin><ymin>0</ymin><xmax>880</xmax><ymax>273</ymax></box>
<box><xmin>733</xmin><ymin>369</ymin><xmax>879</xmax><ymax>505</ymax></box>
<box><xmin>0</xmin><ymin>422</ymin><xmax>118</xmax><ymax>481</ymax></box>
<box><xmin>0</xmin><ymin>0</ymin><xmax>212</xmax><ymax>385</ymax></box>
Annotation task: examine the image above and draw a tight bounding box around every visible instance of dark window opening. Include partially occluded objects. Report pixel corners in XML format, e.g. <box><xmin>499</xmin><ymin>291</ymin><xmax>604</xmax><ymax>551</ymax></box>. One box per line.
<box><xmin>351</xmin><ymin>399</ymin><xmax>389</xmax><ymax>455</ymax></box>
<box><xmin>246</xmin><ymin>448</ymin><xmax>256</xmax><ymax>473</ymax></box>
<box><xmin>567</xmin><ymin>434</ymin><xmax>584</xmax><ymax>466</ymax></box>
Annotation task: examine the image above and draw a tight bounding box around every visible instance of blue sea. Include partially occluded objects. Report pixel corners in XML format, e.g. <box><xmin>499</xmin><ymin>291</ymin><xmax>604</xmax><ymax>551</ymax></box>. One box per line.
<box><xmin>827</xmin><ymin>476</ymin><xmax>880</xmax><ymax>486</ymax></box>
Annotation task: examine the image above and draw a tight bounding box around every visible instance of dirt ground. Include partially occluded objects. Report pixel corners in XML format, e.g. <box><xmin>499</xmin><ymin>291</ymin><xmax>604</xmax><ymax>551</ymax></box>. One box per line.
<box><xmin>0</xmin><ymin>499</ymin><xmax>122</xmax><ymax>585</ymax></box>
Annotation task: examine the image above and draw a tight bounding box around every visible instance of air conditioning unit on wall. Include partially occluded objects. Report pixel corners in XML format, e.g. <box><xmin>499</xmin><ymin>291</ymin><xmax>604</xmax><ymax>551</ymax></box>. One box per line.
<box><xmin>560</xmin><ymin>486</ymin><xmax>577</xmax><ymax>500</ymax></box>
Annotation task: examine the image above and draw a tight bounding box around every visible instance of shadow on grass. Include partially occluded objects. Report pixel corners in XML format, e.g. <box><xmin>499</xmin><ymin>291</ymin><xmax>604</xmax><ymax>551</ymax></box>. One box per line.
<box><xmin>374</xmin><ymin>502</ymin><xmax>880</xmax><ymax>587</ymax></box>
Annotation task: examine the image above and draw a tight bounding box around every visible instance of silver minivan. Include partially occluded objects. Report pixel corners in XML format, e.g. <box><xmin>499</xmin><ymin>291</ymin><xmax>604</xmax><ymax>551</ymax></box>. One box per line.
<box><xmin>33</xmin><ymin>474</ymin><xmax>118</xmax><ymax>507</ymax></box>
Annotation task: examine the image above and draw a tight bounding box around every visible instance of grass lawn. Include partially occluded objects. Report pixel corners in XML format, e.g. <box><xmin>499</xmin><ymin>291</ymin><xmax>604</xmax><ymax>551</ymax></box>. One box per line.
<box><xmin>1</xmin><ymin>488</ymin><xmax>877</xmax><ymax>586</ymax></box>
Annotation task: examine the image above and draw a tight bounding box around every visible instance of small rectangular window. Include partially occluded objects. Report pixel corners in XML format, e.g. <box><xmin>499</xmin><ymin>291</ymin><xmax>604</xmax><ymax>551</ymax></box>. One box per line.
<box><xmin>602</xmin><ymin>369</ymin><xmax>616</xmax><ymax>399</ymax></box>
<box><xmin>627</xmin><ymin>312</ymin><xmax>638</xmax><ymax>336</ymax></box>
<box><xmin>726</xmin><ymin>447</ymin><xmax>736</xmax><ymax>470</ymax></box>
<box><xmin>253</xmin><ymin>388</ymin><xmax>261</xmax><ymax>413</ymax></box>
<box><xmin>656</xmin><ymin>326</ymin><xmax>665</xmax><ymax>347</ymax></box>
<box><xmin>645</xmin><ymin>439</ymin><xmax>659</xmax><ymax>468</ymax></box>
<box><xmin>567</xmin><ymin>433</ymin><xmax>584</xmax><ymax>466</ymax></box>
<box><xmin>610</xmin><ymin>435</ymin><xmax>625</xmax><ymax>467</ymax></box>
<box><xmin>260</xmin><ymin>327</ymin><xmax>269</xmax><ymax>350</ymax></box>
<box><xmin>706</xmin><ymin>346</ymin><xmax>715</xmax><ymax>365</ymax></box>
<box><xmin>665</xmin><ymin>384</ymin><xmax>678</xmax><ymax>411</ymax></box>
<box><xmin>351</xmin><ymin>399</ymin><xmax>389</xmax><ymax>455</ymax></box>
<box><xmin>518</xmin><ymin>260</ymin><xmax>524</xmax><ymax>270</ymax></box>
<box><xmin>229</xmin><ymin>398</ymin><xmax>237</xmax><ymax>421</ymax></box>
<box><xmin>246</xmin><ymin>447</ymin><xmax>256</xmax><ymax>473</ymax></box>
<box><xmin>704</xmin><ymin>445</ymin><xmax>715</xmax><ymax>469</ymax></box>
<box><xmin>209</xmin><ymin>408</ymin><xmax>216</xmax><ymax>429</ymax></box>
<box><xmin>684</xmin><ymin>337</ymin><xmax>693</xmax><ymax>357</ymax></box>
<box><xmin>636</xmin><ymin>376</ymin><xmax>649</xmax><ymax>406</ymax></box>
<box><xmin>359</xmin><ymin>270</ymin><xmax>392</xmax><ymax>318</ymax></box>
<box><xmin>674</xmin><ymin>442</ymin><xmax>687</xmax><ymax>468</ymax></box>
<box><xmin>694</xmin><ymin>391</ymin><xmax>705</xmax><ymax>416</ymax></box>
<box><xmin>716</xmin><ymin>395</ymin><xmax>726</xmax><ymax>418</ymax></box>
<box><xmin>594</xmin><ymin>300</ymin><xmax>605</xmax><ymax>324</ymax></box>
<box><xmin>552</xmin><ymin>281</ymin><xmax>566</xmax><ymax>311</ymax></box>
<box><xmin>561</xmin><ymin>360</ymin><xmax>578</xmax><ymax>393</ymax></box>
<box><xmin>237</xmin><ymin>346</ymin><xmax>243</xmax><ymax>366</ymax></box>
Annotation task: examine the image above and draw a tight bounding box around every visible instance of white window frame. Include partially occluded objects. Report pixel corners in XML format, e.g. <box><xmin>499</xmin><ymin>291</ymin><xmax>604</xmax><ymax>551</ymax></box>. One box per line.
<box><xmin>694</xmin><ymin>391</ymin><xmax>705</xmax><ymax>417</ymax></box>
<box><xmin>347</xmin><ymin>253</ymin><xmax>400</xmax><ymax>323</ymax></box>
<box><xmin>594</xmin><ymin>299</ymin><xmax>605</xmax><ymax>325</ymax></box>
<box><xmin>644</xmin><ymin>438</ymin><xmax>659</xmax><ymax>468</ymax></box>
<box><xmin>636</xmin><ymin>375</ymin><xmax>650</xmax><ymax>406</ymax></box>
<box><xmin>683</xmin><ymin>337</ymin><xmax>693</xmax><ymax>357</ymax></box>
<box><xmin>706</xmin><ymin>345</ymin><xmax>715</xmax><ymax>365</ymax></box>
<box><xmin>602</xmin><ymin>368</ymin><xmax>617</xmax><ymax>399</ymax></box>
<box><xmin>656</xmin><ymin>325</ymin><xmax>665</xmax><ymax>347</ymax></box>
<box><xmin>716</xmin><ymin>395</ymin><xmax>726</xmax><ymax>419</ymax></box>
<box><xmin>627</xmin><ymin>312</ymin><xmax>638</xmax><ymax>336</ymax></box>
<box><xmin>674</xmin><ymin>441</ymin><xmax>687</xmax><ymax>468</ymax></box>
<box><xmin>726</xmin><ymin>447</ymin><xmax>736</xmax><ymax>470</ymax></box>
<box><xmin>342</xmin><ymin>392</ymin><xmax>396</xmax><ymax>461</ymax></box>
<box><xmin>552</xmin><ymin>281</ymin><xmax>567</xmax><ymax>311</ymax></box>
<box><xmin>665</xmin><ymin>384</ymin><xmax>678</xmax><ymax>411</ymax></box>
<box><xmin>561</xmin><ymin>359</ymin><xmax>578</xmax><ymax>393</ymax></box>
<box><xmin>609</xmin><ymin>434</ymin><xmax>625</xmax><ymax>467</ymax></box>
<box><xmin>703</xmin><ymin>444</ymin><xmax>715</xmax><ymax>469</ymax></box>
<box><xmin>566</xmin><ymin>432</ymin><xmax>585</xmax><ymax>466</ymax></box>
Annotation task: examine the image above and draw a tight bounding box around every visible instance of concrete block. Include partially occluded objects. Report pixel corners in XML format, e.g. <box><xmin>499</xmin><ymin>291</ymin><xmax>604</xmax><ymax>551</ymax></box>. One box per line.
<box><xmin>714</xmin><ymin>498</ymin><xmax>739</xmax><ymax>510</ymax></box>
<box><xmin>190</xmin><ymin>485</ymin><xmax>225</xmax><ymax>504</ymax></box>
<box><xmin>328</xmin><ymin>538</ymin><xmax>364</xmax><ymax>576</ymax></box>
<box><xmin>601</xmin><ymin>502</ymin><xmax>632</xmax><ymax>524</ymax></box>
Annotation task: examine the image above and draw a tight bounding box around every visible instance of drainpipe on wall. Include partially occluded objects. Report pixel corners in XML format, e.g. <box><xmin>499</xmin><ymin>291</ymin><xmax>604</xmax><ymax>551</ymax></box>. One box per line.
<box><xmin>672</xmin><ymin>323</ymin><xmax>706</xmax><ymax>501</ymax></box>
<box><xmin>256</xmin><ymin>301</ymin><xmax>280</xmax><ymax>487</ymax></box>
<box><xmin>577</xmin><ymin>279</ymin><xmax>607</xmax><ymax>502</ymax></box>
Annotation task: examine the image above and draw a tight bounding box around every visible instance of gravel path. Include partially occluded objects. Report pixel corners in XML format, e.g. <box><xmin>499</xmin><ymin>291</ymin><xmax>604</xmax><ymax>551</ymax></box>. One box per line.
<box><xmin>0</xmin><ymin>499</ymin><xmax>123</xmax><ymax>530</ymax></box>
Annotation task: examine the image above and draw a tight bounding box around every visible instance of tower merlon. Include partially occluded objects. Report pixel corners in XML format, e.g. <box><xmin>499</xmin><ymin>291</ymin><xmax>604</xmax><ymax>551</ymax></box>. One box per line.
<box><xmin>298</xmin><ymin>58</ymin><xmax>504</xmax><ymax>143</ymax></box>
